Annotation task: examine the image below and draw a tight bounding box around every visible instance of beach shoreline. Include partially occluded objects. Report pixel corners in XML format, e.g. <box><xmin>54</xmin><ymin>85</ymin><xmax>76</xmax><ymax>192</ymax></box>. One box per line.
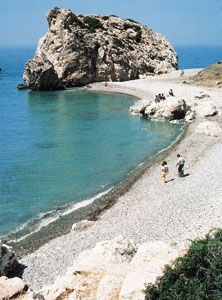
<box><xmin>16</xmin><ymin>69</ymin><xmax>222</xmax><ymax>290</ymax></box>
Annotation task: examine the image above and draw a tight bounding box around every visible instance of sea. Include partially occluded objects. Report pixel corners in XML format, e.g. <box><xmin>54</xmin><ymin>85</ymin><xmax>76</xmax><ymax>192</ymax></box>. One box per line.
<box><xmin>0</xmin><ymin>46</ymin><xmax>221</xmax><ymax>240</ymax></box>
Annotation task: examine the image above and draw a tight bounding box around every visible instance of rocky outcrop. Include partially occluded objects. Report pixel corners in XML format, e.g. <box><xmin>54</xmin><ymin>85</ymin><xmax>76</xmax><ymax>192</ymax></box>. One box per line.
<box><xmin>24</xmin><ymin>56</ymin><xmax>64</xmax><ymax>91</ymax></box>
<box><xmin>0</xmin><ymin>277</ymin><xmax>28</xmax><ymax>300</ymax></box>
<box><xmin>195</xmin><ymin>121</ymin><xmax>222</xmax><ymax>137</ymax></box>
<box><xmin>19</xmin><ymin>236</ymin><xmax>185</xmax><ymax>300</ymax></box>
<box><xmin>0</xmin><ymin>241</ymin><xmax>18</xmax><ymax>277</ymax></box>
<box><xmin>130</xmin><ymin>96</ymin><xmax>188</xmax><ymax>121</ymax></box>
<box><xmin>23</xmin><ymin>7</ymin><xmax>178</xmax><ymax>90</ymax></box>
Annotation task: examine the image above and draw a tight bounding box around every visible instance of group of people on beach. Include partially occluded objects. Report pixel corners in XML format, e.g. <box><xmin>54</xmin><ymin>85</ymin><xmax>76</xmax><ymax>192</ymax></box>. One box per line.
<box><xmin>155</xmin><ymin>89</ymin><xmax>175</xmax><ymax>103</ymax></box>
<box><xmin>161</xmin><ymin>154</ymin><xmax>185</xmax><ymax>183</ymax></box>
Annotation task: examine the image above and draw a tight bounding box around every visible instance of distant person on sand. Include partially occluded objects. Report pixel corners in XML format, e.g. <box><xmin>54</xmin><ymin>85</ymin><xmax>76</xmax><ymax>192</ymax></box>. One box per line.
<box><xmin>169</xmin><ymin>89</ymin><xmax>174</xmax><ymax>96</ymax></box>
<box><xmin>180</xmin><ymin>70</ymin><xmax>184</xmax><ymax>77</ymax></box>
<box><xmin>176</xmin><ymin>154</ymin><xmax>185</xmax><ymax>177</ymax></box>
<box><xmin>161</xmin><ymin>161</ymin><xmax>169</xmax><ymax>183</ymax></box>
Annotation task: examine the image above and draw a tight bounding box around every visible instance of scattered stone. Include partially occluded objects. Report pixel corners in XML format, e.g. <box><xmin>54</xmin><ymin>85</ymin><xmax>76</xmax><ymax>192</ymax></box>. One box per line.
<box><xmin>71</xmin><ymin>220</ymin><xmax>94</xmax><ymax>231</ymax></box>
<box><xmin>24</xmin><ymin>7</ymin><xmax>178</xmax><ymax>90</ymax></box>
<box><xmin>194</xmin><ymin>92</ymin><xmax>210</xmax><ymax>99</ymax></box>
<box><xmin>195</xmin><ymin>121</ymin><xmax>222</xmax><ymax>137</ymax></box>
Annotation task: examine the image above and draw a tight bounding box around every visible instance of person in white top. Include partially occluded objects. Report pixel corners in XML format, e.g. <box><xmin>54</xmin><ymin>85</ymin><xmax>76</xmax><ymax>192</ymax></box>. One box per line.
<box><xmin>176</xmin><ymin>154</ymin><xmax>185</xmax><ymax>177</ymax></box>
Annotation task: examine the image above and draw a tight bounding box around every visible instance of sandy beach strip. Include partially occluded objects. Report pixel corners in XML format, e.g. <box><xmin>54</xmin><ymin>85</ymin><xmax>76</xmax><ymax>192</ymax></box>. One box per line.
<box><xmin>19</xmin><ymin>69</ymin><xmax>222</xmax><ymax>290</ymax></box>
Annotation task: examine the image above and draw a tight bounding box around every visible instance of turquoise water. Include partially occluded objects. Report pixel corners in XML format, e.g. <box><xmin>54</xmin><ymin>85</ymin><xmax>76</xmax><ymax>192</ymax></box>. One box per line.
<box><xmin>0</xmin><ymin>46</ymin><xmax>221</xmax><ymax>238</ymax></box>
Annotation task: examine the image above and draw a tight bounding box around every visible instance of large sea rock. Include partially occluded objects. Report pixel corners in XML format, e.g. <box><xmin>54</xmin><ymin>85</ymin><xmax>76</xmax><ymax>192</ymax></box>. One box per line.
<box><xmin>23</xmin><ymin>7</ymin><xmax>178</xmax><ymax>90</ymax></box>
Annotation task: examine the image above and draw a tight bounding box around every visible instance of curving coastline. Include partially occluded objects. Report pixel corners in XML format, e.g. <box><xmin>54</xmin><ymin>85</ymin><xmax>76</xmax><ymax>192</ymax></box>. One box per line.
<box><xmin>15</xmin><ymin>68</ymin><xmax>222</xmax><ymax>290</ymax></box>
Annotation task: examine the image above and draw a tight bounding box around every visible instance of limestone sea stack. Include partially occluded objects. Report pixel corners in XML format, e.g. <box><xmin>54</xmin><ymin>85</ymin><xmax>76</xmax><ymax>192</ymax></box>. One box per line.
<box><xmin>24</xmin><ymin>7</ymin><xmax>178</xmax><ymax>91</ymax></box>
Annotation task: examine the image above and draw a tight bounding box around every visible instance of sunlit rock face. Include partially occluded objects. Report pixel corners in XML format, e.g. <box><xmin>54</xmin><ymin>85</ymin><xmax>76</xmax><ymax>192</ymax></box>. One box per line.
<box><xmin>24</xmin><ymin>7</ymin><xmax>178</xmax><ymax>90</ymax></box>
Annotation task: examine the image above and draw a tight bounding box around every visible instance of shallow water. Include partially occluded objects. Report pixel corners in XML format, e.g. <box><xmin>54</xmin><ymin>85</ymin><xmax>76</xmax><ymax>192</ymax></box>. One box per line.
<box><xmin>1</xmin><ymin>45</ymin><xmax>221</xmax><ymax>238</ymax></box>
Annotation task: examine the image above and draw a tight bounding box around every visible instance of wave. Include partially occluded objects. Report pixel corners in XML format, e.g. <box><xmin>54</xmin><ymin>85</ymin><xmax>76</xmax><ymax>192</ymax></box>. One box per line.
<box><xmin>7</xmin><ymin>188</ymin><xmax>112</xmax><ymax>243</ymax></box>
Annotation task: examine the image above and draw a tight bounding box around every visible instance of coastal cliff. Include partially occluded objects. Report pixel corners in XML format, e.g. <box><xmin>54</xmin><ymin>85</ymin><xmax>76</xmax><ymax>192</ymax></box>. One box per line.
<box><xmin>23</xmin><ymin>7</ymin><xmax>178</xmax><ymax>90</ymax></box>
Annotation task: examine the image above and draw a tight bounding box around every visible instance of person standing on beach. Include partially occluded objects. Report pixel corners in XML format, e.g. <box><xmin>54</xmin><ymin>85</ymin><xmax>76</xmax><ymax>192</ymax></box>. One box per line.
<box><xmin>176</xmin><ymin>154</ymin><xmax>185</xmax><ymax>177</ymax></box>
<box><xmin>161</xmin><ymin>161</ymin><xmax>169</xmax><ymax>183</ymax></box>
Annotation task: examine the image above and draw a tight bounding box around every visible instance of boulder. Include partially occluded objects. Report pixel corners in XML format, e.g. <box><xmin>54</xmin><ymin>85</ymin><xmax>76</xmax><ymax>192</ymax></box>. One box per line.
<box><xmin>129</xmin><ymin>100</ymin><xmax>150</xmax><ymax>116</ymax></box>
<box><xmin>194</xmin><ymin>92</ymin><xmax>210</xmax><ymax>99</ymax></box>
<box><xmin>24</xmin><ymin>7</ymin><xmax>178</xmax><ymax>90</ymax></box>
<box><xmin>71</xmin><ymin>220</ymin><xmax>94</xmax><ymax>231</ymax></box>
<box><xmin>96</xmin><ymin>275</ymin><xmax>123</xmax><ymax>300</ymax></box>
<box><xmin>120</xmin><ymin>241</ymin><xmax>180</xmax><ymax>300</ymax></box>
<box><xmin>144</xmin><ymin>97</ymin><xmax>188</xmax><ymax>121</ymax></box>
<box><xmin>23</xmin><ymin>56</ymin><xmax>64</xmax><ymax>91</ymax></box>
<box><xmin>195</xmin><ymin>121</ymin><xmax>222</xmax><ymax>137</ymax></box>
<box><xmin>195</xmin><ymin>101</ymin><xmax>217</xmax><ymax>118</ymax></box>
<box><xmin>0</xmin><ymin>241</ymin><xmax>17</xmax><ymax>276</ymax></box>
<box><xmin>0</xmin><ymin>276</ymin><xmax>27</xmax><ymax>300</ymax></box>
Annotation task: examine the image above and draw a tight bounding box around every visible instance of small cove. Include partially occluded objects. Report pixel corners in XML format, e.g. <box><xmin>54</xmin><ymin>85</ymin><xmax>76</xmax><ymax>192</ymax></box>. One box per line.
<box><xmin>0</xmin><ymin>47</ymin><xmax>187</xmax><ymax>240</ymax></box>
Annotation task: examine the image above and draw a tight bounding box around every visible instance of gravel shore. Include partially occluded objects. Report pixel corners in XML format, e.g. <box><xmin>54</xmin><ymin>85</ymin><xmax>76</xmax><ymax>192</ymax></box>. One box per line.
<box><xmin>20</xmin><ymin>69</ymin><xmax>222</xmax><ymax>290</ymax></box>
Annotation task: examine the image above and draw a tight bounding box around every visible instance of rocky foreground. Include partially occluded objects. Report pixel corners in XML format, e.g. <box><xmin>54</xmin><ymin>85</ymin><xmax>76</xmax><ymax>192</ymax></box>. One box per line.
<box><xmin>23</xmin><ymin>7</ymin><xmax>177</xmax><ymax>90</ymax></box>
<box><xmin>0</xmin><ymin>236</ymin><xmax>186</xmax><ymax>300</ymax></box>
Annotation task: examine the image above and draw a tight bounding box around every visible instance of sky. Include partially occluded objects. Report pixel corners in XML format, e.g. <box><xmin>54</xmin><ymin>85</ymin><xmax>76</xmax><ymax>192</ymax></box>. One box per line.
<box><xmin>0</xmin><ymin>0</ymin><xmax>222</xmax><ymax>47</ymax></box>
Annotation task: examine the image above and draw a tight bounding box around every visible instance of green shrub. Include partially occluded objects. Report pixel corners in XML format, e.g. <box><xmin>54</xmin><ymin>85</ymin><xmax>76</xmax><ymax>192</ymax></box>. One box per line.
<box><xmin>82</xmin><ymin>16</ymin><xmax>104</xmax><ymax>32</ymax></box>
<box><xmin>102</xmin><ymin>16</ymin><xmax>110</xmax><ymax>21</ymax></box>
<box><xmin>145</xmin><ymin>229</ymin><xmax>222</xmax><ymax>300</ymax></box>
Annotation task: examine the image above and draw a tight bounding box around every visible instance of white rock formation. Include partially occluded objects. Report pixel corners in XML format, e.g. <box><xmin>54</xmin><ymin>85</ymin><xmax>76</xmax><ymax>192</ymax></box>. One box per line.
<box><xmin>0</xmin><ymin>276</ymin><xmax>27</xmax><ymax>300</ymax></box>
<box><xmin>24</xmin><ymin>7</ymin><xmax>178</xmax><ymax>90</ymax></box>
<box><xmin>20</xmin><ymin>236</ymin><xmax>184</xmax><ymax>300</ymax></box>
<box><xmin>195</xmin><ymin>100</ymin><xmax>218</xmax><ymax>118</ymax></box>
<box><xmin>195</xmin><ymin>121</ymin><xmax>222</xmax><ymax>137</ymax></box>
<box><xmin>143</xmin><ymin>97</ymin><xmax>188</xmax><ymax>121</ymax></box>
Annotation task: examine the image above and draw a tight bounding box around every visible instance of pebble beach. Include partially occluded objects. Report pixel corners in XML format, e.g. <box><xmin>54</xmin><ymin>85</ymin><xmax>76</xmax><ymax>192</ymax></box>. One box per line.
<box><xmin>20</xmin><ymin>69</ymin><xmax>222</xmax><ymax>290</ymax></box>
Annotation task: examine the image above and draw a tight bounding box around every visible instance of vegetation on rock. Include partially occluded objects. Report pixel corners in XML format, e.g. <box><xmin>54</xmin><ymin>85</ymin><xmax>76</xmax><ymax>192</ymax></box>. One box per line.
<box><xmin>83</xmin><ymin>16</ymin><xmax>104</xmax><ymax>31</ymax></box>
<box><xmin>145</xmin><ymin>229</ymin><xmax>222</xmax><ymax>300</ymax></box>
<box><xmin>188</xmin><ymin>62</ymin><xmax>222</xmax><ymax>87</ymax></box>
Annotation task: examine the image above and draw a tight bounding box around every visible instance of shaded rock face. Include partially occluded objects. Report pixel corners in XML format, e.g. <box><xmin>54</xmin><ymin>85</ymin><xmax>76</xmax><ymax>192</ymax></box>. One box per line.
<box><xmin>24</xmin><ymin>7</ymin><xmax>178</xmax><ymax>90</ymax></box>
<box><xmin>0</xmin><ymin>242</ymin><xmax>18</xmax><ymax>277</ymax></box>
<box><xmin>24</xmin><ymin>57</ymin><xmax>64</xmax><ymax>91</ymax></box>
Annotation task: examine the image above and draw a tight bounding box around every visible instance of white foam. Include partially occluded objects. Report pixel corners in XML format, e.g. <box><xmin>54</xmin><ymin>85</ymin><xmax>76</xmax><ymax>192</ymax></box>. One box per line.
<box><xmin>8</xmin><ymin>188</ymin><xmax>112</xmax><ymax>243</ymax></box>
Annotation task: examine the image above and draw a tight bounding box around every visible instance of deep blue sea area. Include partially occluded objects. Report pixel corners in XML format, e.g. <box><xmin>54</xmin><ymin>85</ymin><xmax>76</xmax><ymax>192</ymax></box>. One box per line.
<box><xmin>0</xmin><ymin>46</ymin><xmax>221</xmax><ymax>238</ymax></box>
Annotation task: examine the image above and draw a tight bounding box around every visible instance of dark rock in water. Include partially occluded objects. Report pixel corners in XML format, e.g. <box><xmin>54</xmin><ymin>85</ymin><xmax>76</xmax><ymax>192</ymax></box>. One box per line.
<box><xmin>23</xmin><ymin>7</ymin><xmax>178</xmax><ymax>91</ymax></box>
<box><xmin>24</xmin><ymin>56</ymin><xmax>65</xmax><ymax>91</ymax></box>
<box><xmin>0</xmin><ymin>68</ymin><xmax>2</xmax><ymax>71</ymax></box>
<box><xmin>17</xmin><ymin>83</ymin><xmax>28</xmax><ymax>90</ymax></box>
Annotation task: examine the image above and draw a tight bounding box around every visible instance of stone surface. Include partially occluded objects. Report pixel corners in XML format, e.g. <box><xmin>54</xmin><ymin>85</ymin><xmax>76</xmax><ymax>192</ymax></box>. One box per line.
<box><xmin>0</xmin><ymin>242</ymin><xmax>17</xmax><ymax>276</ymax></box>
<box><xmin>143</xmin><ymin>97</ymin><xmax>188</xmax><ymax>121</ymax></box>
<box><xmin>24</xmin><ymin>56</ymin><xmax>64</xmax><ymax>91</ymax></box>
<box><xmin>0</xmin><ymin>276</ymin><xmax>27</xmax><ymax>300</ymax></box>
<box><xmin>96</xmin><ymin>275</ymin><xmax>123</xmax><ymax>300</ymax></box>
<box><xmin>71</xmin><ymin>220</ymin><xmax>94</xmax><ymax>231</ymax></box>
<box><xmin>24</xmin><ymin>7</ymin><xmax>178</xmax><ymax>90</ymax></box>
<box><xmin>195</xmin><ymin>100</ymin><xmax>218</xmax><ymax>118</ymax></box>
<box><xmin>195</xmin><ymin>121</ymin><xmax>222</xmax><ymax>137</ymax></box>
<box><xmin>22</xmin><ymin>237</ymin><xmax>183</xmax><ymax>300</ymax></box>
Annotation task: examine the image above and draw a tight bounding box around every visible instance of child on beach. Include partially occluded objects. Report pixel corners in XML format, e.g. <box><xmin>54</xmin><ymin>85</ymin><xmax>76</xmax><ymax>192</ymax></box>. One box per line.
<box><xmin>161</xmin><ymin>161</ymin><xmax>169</xmax><ymax>183</ymax></box>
